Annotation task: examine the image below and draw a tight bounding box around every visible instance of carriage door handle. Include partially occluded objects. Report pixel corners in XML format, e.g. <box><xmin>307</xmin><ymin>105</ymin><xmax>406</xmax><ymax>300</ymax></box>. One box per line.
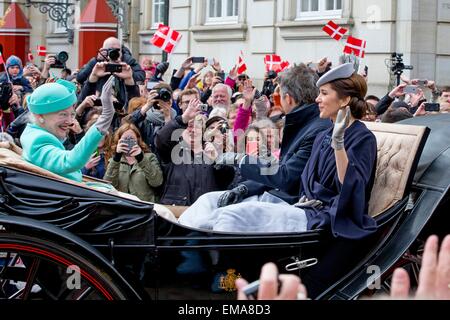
<box><xmin>285</xmin><ymin>258</ymin><xmax>318</xmax><ymax>272</ymax></box>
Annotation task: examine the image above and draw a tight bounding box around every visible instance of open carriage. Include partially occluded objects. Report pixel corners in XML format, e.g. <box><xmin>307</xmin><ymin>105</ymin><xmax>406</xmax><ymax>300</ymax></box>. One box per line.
<box><xmin>0</xmin><ymin>114</ymin><xmax>449</xmax><ymax>300</ymax></box>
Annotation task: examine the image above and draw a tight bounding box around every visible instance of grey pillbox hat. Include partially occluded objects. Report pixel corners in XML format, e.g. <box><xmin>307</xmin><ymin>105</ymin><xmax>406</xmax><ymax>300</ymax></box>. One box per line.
<box><xmin>316</xmin><ymin>63</ymin><xmax>355</xmax><ymax>87</ymax></box>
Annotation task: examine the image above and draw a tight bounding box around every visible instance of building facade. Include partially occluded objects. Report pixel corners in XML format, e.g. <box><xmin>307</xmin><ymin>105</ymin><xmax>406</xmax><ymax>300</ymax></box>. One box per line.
<box><xmin>1</xmin><ymin>0</ymin><xmax>449</xmax><ymax>97</ymax></box>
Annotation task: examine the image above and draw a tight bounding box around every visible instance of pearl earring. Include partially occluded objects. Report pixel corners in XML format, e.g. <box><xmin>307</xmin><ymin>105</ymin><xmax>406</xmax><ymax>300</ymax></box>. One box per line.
<box><xmin>39</xmin><ymin>118</ymin><xmax>45</xmax><ymax>124</ymax></box>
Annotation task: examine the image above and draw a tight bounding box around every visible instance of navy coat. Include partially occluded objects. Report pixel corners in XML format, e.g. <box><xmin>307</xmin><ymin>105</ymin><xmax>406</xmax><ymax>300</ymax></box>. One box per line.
<box><xmin>239</xmin><ymin>103</ymin><xmax>332</xmax><ymax>202</ymax></box>
<box><xmin>301</xmin><ymin>121</ymin><xmax>378</xmax><ymax>240</ymax></box>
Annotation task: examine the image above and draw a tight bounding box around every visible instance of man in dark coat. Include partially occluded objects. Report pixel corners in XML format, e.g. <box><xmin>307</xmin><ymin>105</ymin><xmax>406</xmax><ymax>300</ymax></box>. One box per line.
<box><xmin>76</xmin><ymin>37</ymin><xmax>144</xmax><ymax>112</ymax></box>
<box><xmin>76</xmin><ymin>38</ymin><xmax>145</xmax><ymax>85</ymax></box>
<box><xmin>179</xmin><ymin>63</ymin><xmax>331</xmax><ymax>229</ymax></box>
<box><xmin>154</xmin><ymin>101</ymin><xmax>235</xmax><ymax>206</ymax></box>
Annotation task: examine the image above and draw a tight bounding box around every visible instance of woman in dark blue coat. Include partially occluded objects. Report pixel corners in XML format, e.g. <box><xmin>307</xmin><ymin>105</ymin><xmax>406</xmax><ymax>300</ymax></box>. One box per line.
<box><xmin>183</xmin><ymin>63</ymin><xmax>378</xmax><ymax>240</ymax></box>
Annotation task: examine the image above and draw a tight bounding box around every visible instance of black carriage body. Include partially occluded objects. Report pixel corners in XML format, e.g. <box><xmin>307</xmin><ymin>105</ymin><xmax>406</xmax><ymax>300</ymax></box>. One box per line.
<box><xmin>0</xmin><ymin>115</ymin><xmax>449</xmax><ymax>300</ymax></box>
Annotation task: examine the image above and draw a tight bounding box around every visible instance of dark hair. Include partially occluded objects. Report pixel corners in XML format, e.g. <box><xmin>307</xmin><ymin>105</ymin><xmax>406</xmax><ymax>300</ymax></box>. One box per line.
<box><xmin>62</xmin><ymin>68</ymin><xmax>72</xmax><ymax>75</ymax></box>
<box><xmin>440</xmin><ymin>86</ymin><xmax>450</xmax><ymax>95</ymax></box>
<box><xmin>381</xmin><ymin>107</ymin><xmax>413</xmax><ymax>123</ymax></box>
<box><xmin>365</xmin><ymin>95</ymin><xmax>380</xmax><ymax>102</ymax></box>
<box><xmin>328</xmin><ymin>73</ymin><xmax>368</xmax><ymax>119</ymax></box>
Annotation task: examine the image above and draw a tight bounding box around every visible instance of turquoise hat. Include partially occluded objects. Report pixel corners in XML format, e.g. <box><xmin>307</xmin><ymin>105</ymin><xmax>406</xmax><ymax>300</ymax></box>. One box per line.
<box><xmin>27</xmin><ymin>79</ymin><xmax>77</xmax><ymax>115</ymax></box>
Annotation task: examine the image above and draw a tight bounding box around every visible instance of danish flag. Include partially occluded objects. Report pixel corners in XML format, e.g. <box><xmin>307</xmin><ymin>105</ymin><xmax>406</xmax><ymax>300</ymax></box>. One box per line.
<box><xmin>27</xmin><ymin>51</ymin><xmax>34</xmax><ymax>62</ymax></box>
<box><xmin>37</xmin><ymin>45</ymin><xmax>47</xmax><ymax>57</ymax></box>
<box><xmin>280</xmin><ymin>61</ymin><xmax>290</xmax><ymax>72</ymax></box>
<box><xmin>237</xmin><ymin>51</ymin><xmax>247</xmax><ymax>74</ymax></box>
<box><xmin>344</xmin><ymin>36</ymin><xmax>367</xmax><ymax>58</ymax></box>
<box><xmin>150</xmin><ymin>24</ymin><xmax>182</xmax><ymax>54</ymax></box>
<box><xmin>322</xmin><ymin>20</ymin><xmax>348</xmax><ymax>41</ymax></box>
<box><xmin>264</xmin><ymin>54</ymin><xmax>282</xmax><ymax>72</ymax></box>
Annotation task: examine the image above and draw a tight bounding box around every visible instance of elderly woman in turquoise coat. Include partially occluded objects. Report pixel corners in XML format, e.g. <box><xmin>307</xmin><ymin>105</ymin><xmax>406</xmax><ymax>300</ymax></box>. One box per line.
<box><xmin>20</xmin><ymin>76</ymin><xmax>115</xmax><ymax>182</ymax></box>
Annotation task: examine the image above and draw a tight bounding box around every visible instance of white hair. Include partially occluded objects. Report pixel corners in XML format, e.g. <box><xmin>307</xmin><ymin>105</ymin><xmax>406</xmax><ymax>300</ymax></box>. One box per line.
<box><xmin>212</xmin><ymin>84</ymin><xmax>232</xmax><ymax>100</ymax></box>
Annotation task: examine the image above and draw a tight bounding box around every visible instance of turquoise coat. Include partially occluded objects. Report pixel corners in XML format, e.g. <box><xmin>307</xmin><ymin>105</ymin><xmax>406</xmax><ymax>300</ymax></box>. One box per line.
<box><xmin>20</xmin><ymin>123</ymin><xmax>104</xmax><ymax>182</ymax></box>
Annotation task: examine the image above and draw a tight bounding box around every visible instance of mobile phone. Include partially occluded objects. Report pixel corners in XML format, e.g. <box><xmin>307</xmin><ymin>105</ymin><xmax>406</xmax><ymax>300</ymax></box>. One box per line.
<box><xmin>364</xmin><ymin>65</ymin><xmax>369</xmax><ymax>76</ymax></box>
<box><xmin>417</xmin><ymin>79</ymin><xmax>428</xmax><ymax>86</ymax></box>
<box><xmin>242</xmin><ymin>278</ymin><xmax>283</xmax><ymax>300</ymax></box>
<box><xmin>93</xmin><ymin>98</ymin><xmax>102</xmax><ymax>106</ymax></box>
<box><xmin>191</xmin><ymin>57</ymin><xmax>205</xmax><ymax>64</ymax></box>
<box><xmin>424</xmin><ymin>102</ymin><xmax>440</xmax><ymax>112</ymax></box>
<box><xmin>105</xmin><ymin>63</ymin><xmax>123</xmax><ymax>73</ymax></box>
<box><xmin>404</xmin><ymin>85</ymin><xmax>418</xmax><ymax>94</ymax></box>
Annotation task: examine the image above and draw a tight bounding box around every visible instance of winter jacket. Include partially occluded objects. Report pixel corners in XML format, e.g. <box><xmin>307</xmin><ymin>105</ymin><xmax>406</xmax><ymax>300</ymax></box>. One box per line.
<box><xmin>103</xmin><ymin>153</ymin><xmax>163</xmax><ymax>203</ymax></box>
<box><xmin>155</xmin><ymin>116</ymin><xmax>235</xmax><ymax>206</ymax></box>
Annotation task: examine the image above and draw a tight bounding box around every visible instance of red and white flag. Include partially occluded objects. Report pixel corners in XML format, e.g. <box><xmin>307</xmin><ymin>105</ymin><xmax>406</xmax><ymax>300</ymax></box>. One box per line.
<box><xmin>0</xmin><ymin>51</ymin><xmax>4</xmax><ymax>65</ymax></box>
<box><xmin>344</xmin><ymin>36</ymin><xmax>366</xmax><ymax>58</ymax></box>
<box><xmin>280</xmin><ymin>60</ymin><xmax>290</xmax><ymax>72</ymax></box>
<box><xmin>237</xmin><ymin>51</ymin><xmax>247</xmax><ymax>74</ymax></box>
<box><xmin>322</xmin><ymin>20</ymin><xmax>348</xmax><ymax>41</ymax></box>
<box><xmin>264</xmin><ymin>54</ymin><xmax>282</xmax><ymax>72</ymax></box>
<box><xmin>27</xmin><ymin>51</ymin><xmax>34</xmax><ymax>62</ymax></box>
<box><xmin>37</xmin><ymin>45</ymin><xmax>47</xmax><ymax>57</ymax></box>
<box><xmin>150</xmin><ymin>24</ymin><xmax>182</xmax><ymax>54</ymax></box>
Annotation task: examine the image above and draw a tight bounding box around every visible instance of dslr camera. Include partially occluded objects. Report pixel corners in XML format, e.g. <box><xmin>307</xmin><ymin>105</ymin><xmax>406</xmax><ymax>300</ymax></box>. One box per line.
<box><xmin>51</xmin><ymin>51</ymin><xmax>69</xmax><ymax>69</ymax></box>
<box><xmin>0</xmin><ymin>82</ymin><xmax>13</xmax><ymax>110</ymax></box>
<box><xmin>152</xmin><ymin>87</ymin><xmax>172</xmax><ymax>109</ymax></box>
<box><xmin>107</xmin><ymin>48</ymin><xmax>121</xmax><ymax>61</ymax></box>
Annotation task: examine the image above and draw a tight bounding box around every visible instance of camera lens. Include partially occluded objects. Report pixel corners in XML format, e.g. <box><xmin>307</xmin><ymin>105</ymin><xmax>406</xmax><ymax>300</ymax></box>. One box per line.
<box><xmin>158</xmin><ymin>88</ymin><xmax>172</xmax><ymax>102</ymax></box>
<box><xmin>108</xmin><ymin>48</ymin><xmax>121</xmax><ymax>61</ymax></box>
<box><xmin>57</xmin><ymin>51</ymin><xmax>69</xmax><ymax>63</ymax></box>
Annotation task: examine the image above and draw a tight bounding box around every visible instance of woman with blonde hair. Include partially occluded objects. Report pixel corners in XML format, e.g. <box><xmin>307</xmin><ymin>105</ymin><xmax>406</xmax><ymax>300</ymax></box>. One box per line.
<box><xmin>104</xmin><ymin>122</ymin><xmax>163</xmax><ymax>202</ymax></box>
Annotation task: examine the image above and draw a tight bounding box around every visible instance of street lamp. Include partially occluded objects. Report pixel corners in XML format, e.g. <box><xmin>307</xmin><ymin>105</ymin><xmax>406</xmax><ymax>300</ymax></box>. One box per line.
<box><xmin>25</xmin><ymin>0</ymin><xmax>75</xmax><ymax>43</ymax></box>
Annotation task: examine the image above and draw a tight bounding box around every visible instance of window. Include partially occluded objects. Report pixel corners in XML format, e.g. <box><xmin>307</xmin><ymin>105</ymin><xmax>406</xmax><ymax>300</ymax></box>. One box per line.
<box><xmin>152</xmin><ymin>0</ymin><xmax>165</xmax><ymax>28</ymax></box>
<box><xmin>296</xmin><ymin>0</ymin><xmax>342</xmax><ymax>20</ymax></box>
<box><xmin>206</xmin><ymin>0</ymin><xmax>239</xmax><ymax>24</ymax></box>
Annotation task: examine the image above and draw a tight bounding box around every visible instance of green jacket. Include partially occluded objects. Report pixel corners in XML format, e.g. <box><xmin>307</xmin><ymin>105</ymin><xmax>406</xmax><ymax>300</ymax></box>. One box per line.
<box><xmin>103</xmin><ymin>153</ymin><xmax>163</xmax><ymax>203</ymax></box>
<box><xmin>20</xmin><ymin>123</ymin><xmax>104</xmax><ymax>182</ymax></box>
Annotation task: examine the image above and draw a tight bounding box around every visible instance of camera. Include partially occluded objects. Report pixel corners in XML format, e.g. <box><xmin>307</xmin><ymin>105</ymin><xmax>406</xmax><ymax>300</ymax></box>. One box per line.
<box><xmin>0</xmin><ymin>82</ymin><xmax>13</xmax><ymax>110</ymax></box>
<box><xmin>105</xmin><ymin>63</ymin><xmax>123</xmax><ymax>73</ymax></box>
<box><xmin>152</xmin><ymin>87</ymin><xmax>172</xmax><ymax>109</ymax></box>
<box><xmin>155</xmin><ymin>88</ymin><xmax>172</xmax><ymax>102</ymax></box>
<box><xmin>390</xmin><ymin>52</ymin><xmax>413</xmax><ymax>85</ymax></box>
<box><xmin>267</xmin><ymin>70</ymin><xmax>278</xmax><ymax>80</ymax></box>
<box><xmin>51</xmin><ymin>51</ymin><xmax>69</xmax><ymax>69</ymax></box>
<box><xmin>107</xmin><ymin>48</ymin><xmax>121</xmax><ymax>61</ymax></box>
<box><xmin>219</xmin><ymin>122</ymin><xmax>229</xmax><ymax>135</ymax></box>
<box><xmin>199</xmin><ymin>104</ymin><xmax>209</xmax><ymax>113</ymax></box>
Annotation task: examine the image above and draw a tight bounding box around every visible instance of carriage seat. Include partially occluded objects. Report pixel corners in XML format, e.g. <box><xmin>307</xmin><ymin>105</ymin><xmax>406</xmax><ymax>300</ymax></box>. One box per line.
<box><xmin>0</xmin><ymin>146</ymin><xmax>178</xmax><ymax>223</ymax></box>
<box><xmin>365</xmin><ymin>121</ymin><xmax>428</xmax><ymax>217</ymax></box>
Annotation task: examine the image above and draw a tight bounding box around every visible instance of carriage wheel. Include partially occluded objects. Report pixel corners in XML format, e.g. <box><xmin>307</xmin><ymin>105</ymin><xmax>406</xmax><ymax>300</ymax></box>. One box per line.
<box><xmin>0</xmin><ymin>233</ymin><xmax>136</xmax><ymax>300</ymax></box>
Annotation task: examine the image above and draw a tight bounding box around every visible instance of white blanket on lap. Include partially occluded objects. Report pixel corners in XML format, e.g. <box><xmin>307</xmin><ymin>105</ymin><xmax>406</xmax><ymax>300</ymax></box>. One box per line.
<box><xmin>179</xmin><ymin>192</ymin><xmax>308</xmax><ymax>234</ymax></box>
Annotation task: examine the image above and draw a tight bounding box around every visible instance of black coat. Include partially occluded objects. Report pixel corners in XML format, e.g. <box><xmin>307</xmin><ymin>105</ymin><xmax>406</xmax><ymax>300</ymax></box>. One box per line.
<box><xmin>240</xmin><ymin>103</ymin><xmax>332</xmax><ymax>203</ymax></box>
<box><xmin>155</xmin><ymin>116</ymin><xmax>235</xmax><ymax>206</ymax></box>
<box><xmin>76</xmin><ymin>46</ymin><xmax>146</xmax><ymax>85</ymax></box>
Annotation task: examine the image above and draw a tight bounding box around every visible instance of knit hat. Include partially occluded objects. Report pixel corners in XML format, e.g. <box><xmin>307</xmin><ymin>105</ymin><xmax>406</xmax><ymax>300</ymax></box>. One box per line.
<box><xmin>5</xmin><ymin>55</ymin><xmax>23</xmax><ymax>80</ymax></box>
<box><xmin>27</xmin><ymin>79</ymin><xmax>78</xmax><ymax>115</ymax></box>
